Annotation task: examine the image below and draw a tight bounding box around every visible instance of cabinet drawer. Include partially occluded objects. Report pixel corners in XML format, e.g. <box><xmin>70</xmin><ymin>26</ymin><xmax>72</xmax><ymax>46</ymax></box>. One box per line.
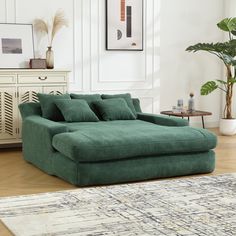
<box><xmin>0</xmin><ymin>75</ymin><xmax>16</xmax><ymax>84</ymax></box>
<box><xmin>18</xmin><ymin>74</ymin><xmax>66</xmax><ymax>84</ymax></box>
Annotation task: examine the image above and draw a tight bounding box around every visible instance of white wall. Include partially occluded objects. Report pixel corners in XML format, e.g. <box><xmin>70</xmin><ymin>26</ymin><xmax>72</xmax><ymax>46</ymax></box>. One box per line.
<box><xmin>160</xmin><ymin>0</ymin><xmax>225</xmax><ymax>127</ymax></box>
<box><xmin>0</xmin><ymin>0</ymin><xmax>160</xmax><ymax>114</ymax></box>
<box><xmin>0</xmin><ymin>0</ymin><xmax>228</xmax><ymax>126</ymax></box>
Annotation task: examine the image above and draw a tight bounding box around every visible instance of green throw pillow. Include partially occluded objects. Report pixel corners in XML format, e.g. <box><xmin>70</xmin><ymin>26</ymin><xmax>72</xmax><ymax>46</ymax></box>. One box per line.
<box><xmin>93</xmin><ymin>98</ymin><xmax>136</xmax><ymax>121</ymax></box>
<box><xmin>37</xmin><ymin>93</ymin><xmax>71</xmax><ymax>121</ymax></box>
<box><xmin>101</xmin><ymin>93</ymin><xmax>137</xmax><ymax>117</ymax></box>
<box><xmin>132</xmin><ymin>98</ymin><xmax>142</xmax><ymax>113</ymax></box>
<box><xmin>55</xmin><ymin>99</ymin><xmax>99</xmax><ymax>122</ymax></box>
<box><xmin>70</xmin><ymin>93</ymin><xmax>102</xmax><ymax>117</ymax></box>
<box><xmin>70</xmin><ymin>93</ymin><xmax>102</xmax><ymax>104</ymax></box>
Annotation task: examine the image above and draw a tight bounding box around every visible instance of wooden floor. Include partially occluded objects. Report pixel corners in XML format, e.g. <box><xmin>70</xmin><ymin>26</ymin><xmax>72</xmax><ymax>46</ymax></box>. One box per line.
<box><xmin>0</xmin><ymin>128</ymin><xmax>235</xmax><ymax>235</ymax></box>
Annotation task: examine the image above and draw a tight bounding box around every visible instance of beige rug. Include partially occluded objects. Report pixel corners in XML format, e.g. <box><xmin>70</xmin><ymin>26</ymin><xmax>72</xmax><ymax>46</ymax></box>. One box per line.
<box><xmin>0</xmin><ymin>174</ymin><xmax>236</xmax><ymax>236</ymax></box>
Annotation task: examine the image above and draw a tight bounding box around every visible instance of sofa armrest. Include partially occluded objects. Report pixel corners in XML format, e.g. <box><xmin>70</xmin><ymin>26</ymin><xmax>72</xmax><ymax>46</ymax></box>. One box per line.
<box><xmin>19</xmin><ymin>102</ymin><xmax>42</xmax><ymax>120</ymax></box>
<box><xmin>22</xmin><ymin>116</ymin><xmax>68</xmax><ymax>152</ymax></box>
<box><xmin>137</xmin><ymin>113</ymin><xmax>189</xmax><ymax>127</ymax></box>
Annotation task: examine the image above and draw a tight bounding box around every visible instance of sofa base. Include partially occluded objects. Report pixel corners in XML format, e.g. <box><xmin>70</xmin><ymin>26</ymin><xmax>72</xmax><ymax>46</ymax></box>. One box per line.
<box><xmin>24</xmin><ymin>150</ymin><xmax>215</xmax><ymax>186</ymax></box>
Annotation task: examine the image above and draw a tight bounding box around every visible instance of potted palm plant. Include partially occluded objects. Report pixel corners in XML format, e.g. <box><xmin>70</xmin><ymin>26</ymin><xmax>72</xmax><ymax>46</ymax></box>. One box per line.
<box><xmin>186</xmin><ymin>17</ymin><xmax>236</xmax><ymax>135</ymax></box>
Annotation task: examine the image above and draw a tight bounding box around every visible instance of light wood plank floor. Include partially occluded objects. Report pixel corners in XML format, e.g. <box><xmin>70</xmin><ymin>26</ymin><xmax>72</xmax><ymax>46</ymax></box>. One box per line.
<box><xmin>0</xmin><ymin>128</ymin><xmax>235</xmax><ymax>235</ymax></box>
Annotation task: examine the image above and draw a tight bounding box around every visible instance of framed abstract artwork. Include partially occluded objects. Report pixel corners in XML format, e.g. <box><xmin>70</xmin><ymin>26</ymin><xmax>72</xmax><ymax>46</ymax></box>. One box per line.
<box><xmin>106</xmin><ymin>0</ymin><xmax>143</xmax><ymax>51</ymax></box>
<box><xmin>0</xmin><ymin>23</ymin><xmax>34</xmax><ymax>68</ymax></box>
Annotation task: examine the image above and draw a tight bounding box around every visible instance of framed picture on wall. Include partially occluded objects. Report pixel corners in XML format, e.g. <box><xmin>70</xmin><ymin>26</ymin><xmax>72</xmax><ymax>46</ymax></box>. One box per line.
<box><xmin>106</xmin><ymin>0</ymin><xmax>143</xmax><ymax>51</ymax></box>
<box><xmin>0</xmin><ymin>23</ymin><xmax>34</xmax><ymax>68</ymax></box>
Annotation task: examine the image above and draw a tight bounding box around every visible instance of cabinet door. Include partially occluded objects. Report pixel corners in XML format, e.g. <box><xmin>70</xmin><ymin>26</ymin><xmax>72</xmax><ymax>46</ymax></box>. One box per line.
<box><xmin>18</xmin><ymin>86</ymin><xmax>43</xmax><ymax>104</ymax></box>
<box><xmin>43</xmin><ymin>86</ymin><xmax>66</xmax><ymax>95</ymax></box>
<box><xmin>0</xmin><ymin>87</ymin><xmax>18</xmax><ymax>140</ymax></box>
<box><xmin>18</xmin><ymin>86</ymin><xmax>43</xmax><ymax>138</ymax></box>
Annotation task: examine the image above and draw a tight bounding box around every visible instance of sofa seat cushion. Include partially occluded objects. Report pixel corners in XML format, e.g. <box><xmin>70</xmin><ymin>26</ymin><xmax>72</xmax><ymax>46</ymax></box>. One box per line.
<box><xmin>52</xmin><ymin>120</ymin><xmax>217</xmax><ymax>163</ymax></box>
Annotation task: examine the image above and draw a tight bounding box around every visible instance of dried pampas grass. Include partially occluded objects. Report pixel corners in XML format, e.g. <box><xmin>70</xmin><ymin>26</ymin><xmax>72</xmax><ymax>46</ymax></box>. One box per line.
<box><xmin>34</xmin><ymin>9</ymin><xmax>68</xmax><ymax>46</ymax></box>
<box><xmin>34</xmin><ymin>19</ymin><xmax>49</xmax><ymax>35</ymax></box>
<box><xmin>51</xmin><ymin>10</ymin><xmax>68</xmax><ymax>45</ymax></box>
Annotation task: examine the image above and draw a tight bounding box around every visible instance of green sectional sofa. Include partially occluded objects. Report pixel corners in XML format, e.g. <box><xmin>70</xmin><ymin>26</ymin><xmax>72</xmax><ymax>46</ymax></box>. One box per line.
<box><xmin>19</xmin><ymin>94</ymin><xmax>217</xmax><ymax>186</ymax></box>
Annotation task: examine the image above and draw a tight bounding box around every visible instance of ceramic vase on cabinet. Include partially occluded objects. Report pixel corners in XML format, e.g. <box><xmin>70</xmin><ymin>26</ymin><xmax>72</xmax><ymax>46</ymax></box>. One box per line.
<box><xmin>46</xmin><ymin>46</ymin><xmax>54</xmax><ymax>69</ymax></box>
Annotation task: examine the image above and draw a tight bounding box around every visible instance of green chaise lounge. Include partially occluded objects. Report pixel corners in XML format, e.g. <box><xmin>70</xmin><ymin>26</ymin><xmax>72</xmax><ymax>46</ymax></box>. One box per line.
<box><xmin>19</xmin><ymin>94</ymin><xmax>217</xmax><ymax>186</ymax></box>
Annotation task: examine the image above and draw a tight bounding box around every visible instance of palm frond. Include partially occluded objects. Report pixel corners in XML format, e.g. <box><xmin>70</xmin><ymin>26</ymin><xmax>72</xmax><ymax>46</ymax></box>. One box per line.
<box><xmin>186</xmin><ymin>41</ymin><xmax>236</xmax><ymax>65</ymax></box>
<box><xmin>186</xmin><ymin>43</ymin><xmax>227</xmax><ymax>53</ymax></box>
<box><xmin>217</xmin><ymin>17</ymin><xmax>236</xmax><ymax>32</ymax></box>
<box><xmin>201</xmin><ymin>81</ymin><xmax>218</xmax><ymax>95</ymax></box>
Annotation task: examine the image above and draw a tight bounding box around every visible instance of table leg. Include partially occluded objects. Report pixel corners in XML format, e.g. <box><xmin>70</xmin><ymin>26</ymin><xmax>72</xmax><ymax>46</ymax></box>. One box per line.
<box><xmin>201</xmin><ymin>116</ymin><xmax>205</xmax><ymax>129</ymax></box>
<box><xmin>188</xmin><ymin>117</ymin><xmax>190</xmax><ymax>122</ymax></box>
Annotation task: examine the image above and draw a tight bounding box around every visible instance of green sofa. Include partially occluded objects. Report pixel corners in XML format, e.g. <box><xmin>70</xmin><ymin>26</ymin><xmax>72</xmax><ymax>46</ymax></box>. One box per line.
<box><xmin>19</xmin><ymin>97</ymin><xmax>217</xmax><ymax>186</ymax></box>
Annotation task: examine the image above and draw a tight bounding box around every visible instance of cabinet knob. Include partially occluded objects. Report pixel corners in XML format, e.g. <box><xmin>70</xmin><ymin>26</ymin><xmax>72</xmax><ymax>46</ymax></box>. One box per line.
<box><xmin>38</xmin><ymin>76</ymin><xmax>47</xmax><ymax>81</ymax></box>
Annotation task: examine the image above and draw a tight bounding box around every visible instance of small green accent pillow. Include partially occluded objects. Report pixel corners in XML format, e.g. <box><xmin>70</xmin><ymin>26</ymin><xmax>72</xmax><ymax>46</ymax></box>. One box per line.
<box><xmin>101</xmin><ymin>93</ymin><xmax>137</xmax><ymax>117</ymax></box>
<box><xmin>55</xmin><ymin>99</ymin><xmax>99</xmax><ymax>122</ymax></box>
<box><xmin>93</xmin><ymin>98</ymin><xmax>136</xmax><ymax>121</ymax></box>
<box><xmin>37</xmin><ymin>93</ymin><xmax>71</xmax><ymax>121</ymax></box>
<box><xmin>70</xmin><ymin>93</ymin><xmax>102</xmax><ymax>118</ymax></box>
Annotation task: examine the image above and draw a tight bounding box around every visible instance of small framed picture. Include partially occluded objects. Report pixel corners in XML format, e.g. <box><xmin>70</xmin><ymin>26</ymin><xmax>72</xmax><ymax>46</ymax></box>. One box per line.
<box><xmin>0</xmin><ymin>23</ymin><xmax>34</xmax><ymax>68</ymax></box>
<box><xmin>106</xmin><ymin>0</ymin><xmax>143</xmax><ymax>51</ymax></box>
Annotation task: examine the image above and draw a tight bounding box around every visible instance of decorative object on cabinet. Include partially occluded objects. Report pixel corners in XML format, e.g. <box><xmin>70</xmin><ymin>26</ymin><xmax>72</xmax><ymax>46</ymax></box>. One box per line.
<box><xmin>34</xmin><ymin>10</ymin><xmax>68</xmax><ymax>69</ymax></box>
<box><xmin>46</xmin><ymin>47</ymin><xmax>54</xmax><ymax>69</ymax></box>
<box><xmin>29</xmin><ymin>59</ymin><xmax>46</xmax><ymax>69</ymax></box>
<box><xmin>106</xmin><ymin>0</ymin><xmax>143</xmax><ymax>51</ymax></box>
<box><xmin>0</xmin><ymin>69</ymin><xmax>69</xmax><ymax>145</ymax></box>
<box><xmin>0</xmin><ymin>23</ymin><xmax>34</xmax><ymax>69</ymax></box>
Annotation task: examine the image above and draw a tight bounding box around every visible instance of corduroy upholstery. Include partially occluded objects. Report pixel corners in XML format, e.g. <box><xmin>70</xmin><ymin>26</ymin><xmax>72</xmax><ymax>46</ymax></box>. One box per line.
<box><xmin>55</xmin><ymin>99</ymin><xmax>99</xmax><ymax>122</ymax></box>
<box><xmin>93</xmin><ymin>98</ymin><xmax>136</xmax><ymax>121</ymax></box>
<box><xmin>19</xmin><ymin>98</ymin><xmax>217</xmax><ymax>186</ymax></box>
<box><xmin>102</xmin><ymin>93</ymin><xmax>137</xmax><ymax>117</ymax></box>
<box><xmin>52</xmin><ymin>120</ymin><xmax>216</xmax><ymax>163</ymax></box>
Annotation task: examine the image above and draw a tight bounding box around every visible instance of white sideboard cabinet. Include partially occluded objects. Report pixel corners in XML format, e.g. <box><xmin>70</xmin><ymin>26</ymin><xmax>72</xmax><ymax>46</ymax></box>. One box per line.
<box><xmin>0</xmin><ymin>69</ymin><xmax>70</xmax><ymax>145</ymax></box>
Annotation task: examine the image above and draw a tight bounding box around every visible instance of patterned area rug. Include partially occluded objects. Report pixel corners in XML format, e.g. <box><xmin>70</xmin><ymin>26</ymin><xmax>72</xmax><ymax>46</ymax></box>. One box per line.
<box><xmin>0</xmin><ymin>174</ymin><xmax>235</xmax><ymax>236</ymax></box>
